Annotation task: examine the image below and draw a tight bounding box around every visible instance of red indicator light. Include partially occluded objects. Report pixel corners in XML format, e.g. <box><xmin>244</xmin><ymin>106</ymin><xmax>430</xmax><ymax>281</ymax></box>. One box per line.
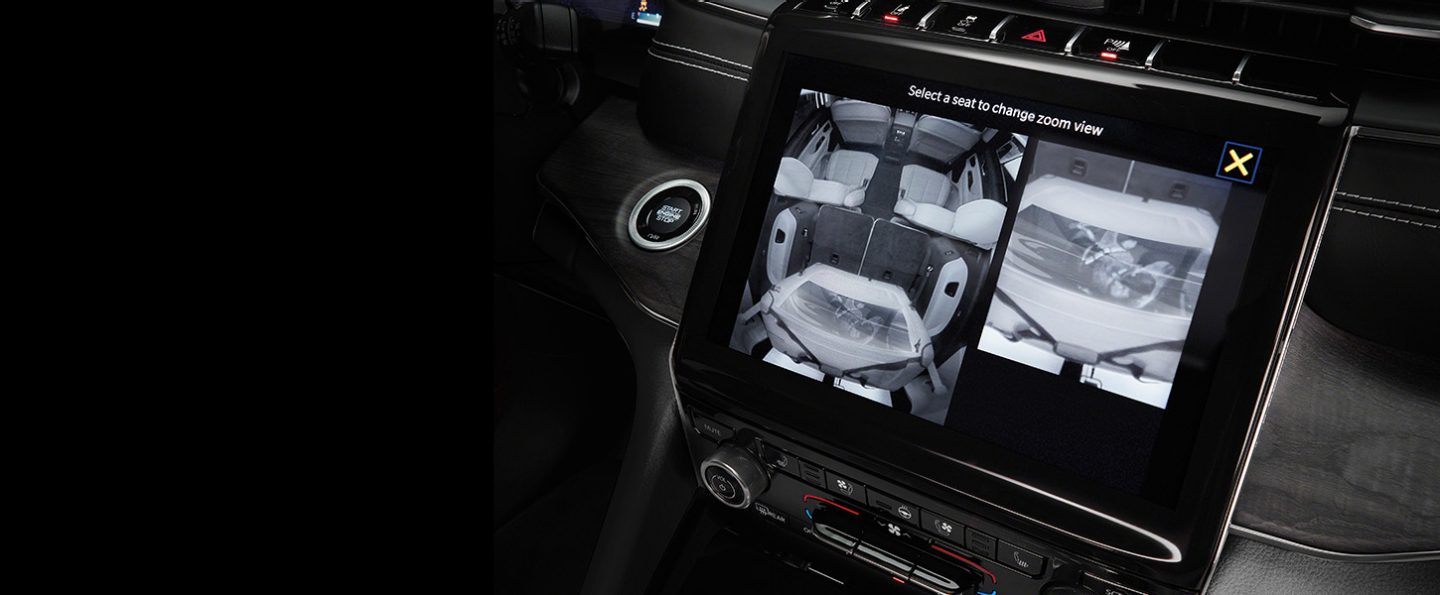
<box><xmin>883</xmin><ymin>14</ymin><xmax>900</xmax><ymax>23</ymax></box>
<box><xmin>803</xmin><ymin>494</ymin><xmax>861</xmax><ymax>516</ymax></box>
<box><xmin>891</xmin><ymin>576</ymin><xmax>905</xmax><ymax>584</ymax></box>
<box><xmin>930</xmin><ymin>544</ymin><xmax>999</xmax><ymax>585</ymax></box>
<box><xmin>1021</xmin><ymin>29</ymin><xmax>1047</xmax><ymax>43</ymax></box>
<box><xmin>1100</xmin><ymin>51</ymin><xmax>1119</xmax><ymax>60</ymax></box>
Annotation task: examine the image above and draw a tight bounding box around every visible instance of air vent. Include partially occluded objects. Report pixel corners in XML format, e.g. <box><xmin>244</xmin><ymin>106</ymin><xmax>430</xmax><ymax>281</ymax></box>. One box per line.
<box><xmin>1067</xmin><ymin>0</ymin><xmax>1439</xmax><ymax>80</ymax></box>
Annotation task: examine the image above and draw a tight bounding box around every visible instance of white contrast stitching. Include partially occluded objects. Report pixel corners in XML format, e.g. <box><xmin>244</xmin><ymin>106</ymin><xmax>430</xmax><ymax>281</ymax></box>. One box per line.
<box><xmin>652</xmin><ymin>39</ymin><xmax>751</xmax><ymax>70</ymax></box>
<box><xmin>647</xmin><ymin>49</ymin><xmax>748</xmax><ymax>82</ymax></box>
<box><xmin>1331</xmin><ymin>206</ymin><xmax>1438</xmax><ymax>229</ymax></box>
<box><xmin>1335</xmin><ymin>191</ymin><xmax>1440</xmax><ymax>214</ymax></box>
<box><xmin>697</xmin><ymin>0</ymin><xmax>768</xmax><ymax>21</ymax></box>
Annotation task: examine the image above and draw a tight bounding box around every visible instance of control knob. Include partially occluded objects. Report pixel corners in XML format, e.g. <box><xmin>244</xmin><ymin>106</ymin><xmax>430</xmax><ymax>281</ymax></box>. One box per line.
<box><xmin>700</xmin><ymin>443</ymin><xmax>770</xmax><ymax>508</ymax></box>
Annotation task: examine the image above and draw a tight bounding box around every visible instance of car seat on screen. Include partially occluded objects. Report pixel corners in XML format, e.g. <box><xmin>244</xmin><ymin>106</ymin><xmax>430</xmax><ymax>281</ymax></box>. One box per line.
<box><xmin>893</xmin><ymin>164</ymin><xmax>1006</xmax><ymax>248</ymax></box>
<box><xmin>830</xmin><ymin>100</ymin><xmax>894</xmax><ymax>146</ymax></box>
<box><xmin>816</xmin><ymin>149</ymin><xmax>880</xmax><ymax>187</ymax></box>
<box><xmin>907</xmin><ymin>116</ymin><xmax>982</xmax><ymax>164</ymax></box>
<box><xmin>774</xmin><ymin>157</ymin><xmax>872</xmax><ymax>208</ymax></box>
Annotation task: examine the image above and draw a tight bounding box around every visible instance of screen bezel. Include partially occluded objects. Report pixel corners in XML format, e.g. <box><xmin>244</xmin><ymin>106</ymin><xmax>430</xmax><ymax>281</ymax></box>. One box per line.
<box><xmin>675</xmin><ymin>13</ymin><xmax>1346</xmax><ymax>589</ymax></box>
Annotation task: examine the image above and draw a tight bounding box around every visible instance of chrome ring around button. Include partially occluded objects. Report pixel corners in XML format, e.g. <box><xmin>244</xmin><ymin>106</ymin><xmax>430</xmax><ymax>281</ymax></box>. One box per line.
<box><xmin>627</xmin><ymin>179</ymin><xmax>710</xmax><ymax>251</ymax></box>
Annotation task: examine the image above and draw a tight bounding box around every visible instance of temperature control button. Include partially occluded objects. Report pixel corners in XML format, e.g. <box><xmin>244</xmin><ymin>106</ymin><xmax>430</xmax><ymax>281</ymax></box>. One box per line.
<box><xmin>921</xmin><ymin>509</ymin><xmax>964</xmax><ymax>543</ymax></box>
<box><xmin>999</xmin><ymin>540</ymin><xmax>1046</xmax><ymax>577</ymax></box>
<box><xmin>965</xmin><ymin>527</ymin><xmax>998</xmax><ymax>559</ymax></box>
<box><xmin>824</xmin><ymin>470</ymin><xmax>868</xmax><ymax>503</ymax></box>
<box><xmin>867</xmin><ymin>490</ymin><xmax>919</xmax><ymax>526</ymax></box>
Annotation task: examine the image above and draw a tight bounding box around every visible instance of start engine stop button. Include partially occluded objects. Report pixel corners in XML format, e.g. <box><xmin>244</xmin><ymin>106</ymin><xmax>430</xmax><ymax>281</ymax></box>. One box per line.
<box><xmin>629</xmin><ymin>179</ymin><xmax>710</xmax><ymax>251</ymax></box>
<box><xmin>648</xmin><ymin>195</ymin><xmax>693</xmax><ymax>234</ymax></box>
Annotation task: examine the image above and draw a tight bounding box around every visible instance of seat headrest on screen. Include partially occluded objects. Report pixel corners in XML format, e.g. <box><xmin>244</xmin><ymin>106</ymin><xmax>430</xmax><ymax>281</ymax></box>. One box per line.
<box><xmin>908</xmin><ymin>116</ymin><xmax>981</xmax><ymax>163</ymax></box>
<box><xmin>830</xmin><ymin>100</ymin><xmax>893</xmax><ymax>146</ymax></box>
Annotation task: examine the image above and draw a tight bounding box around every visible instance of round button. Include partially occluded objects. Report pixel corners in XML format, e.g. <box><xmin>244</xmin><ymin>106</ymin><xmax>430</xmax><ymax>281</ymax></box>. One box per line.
<box><xmin>700</xmin><ymin>444</ymin><xmax>770</xmax><ymax>509</ymax></box>
<box><xmin>646</xmin><ymin>194</ymin><xmax>694</xmax><ymax>235</ymax></box>
<box><xmin>706</xmin><ymin>469</ymin><xmax>740</xmax><ymax>503</ymax></box>
<box><xmin>628</xmin><ymin>179</ymin><xmax>710</xmax><ymax>251</ymax></box>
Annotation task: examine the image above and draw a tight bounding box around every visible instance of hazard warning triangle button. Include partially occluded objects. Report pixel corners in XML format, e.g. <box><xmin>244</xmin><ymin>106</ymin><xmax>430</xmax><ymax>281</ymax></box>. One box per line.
<box><xmin>999</xmin><ymin>17</ymin><xmax>1078</xmax><ymax>52</ymax></box>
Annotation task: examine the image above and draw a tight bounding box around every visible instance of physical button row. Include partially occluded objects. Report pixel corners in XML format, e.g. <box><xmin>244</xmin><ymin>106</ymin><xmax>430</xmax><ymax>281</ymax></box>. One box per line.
<box><xmin>808</xmin><ymin>0</ymin><xmax>1327</xmax><ymax>100</ymax></box>
<box><xmin>785</xmin><ymin>445</ymin><xmax>1046</xmax><ymax>578</ymax></box>
<box><xmin>692</xmin><ymin>414</ymin><xmax>1048</xmax><ymax>579</ymax></box>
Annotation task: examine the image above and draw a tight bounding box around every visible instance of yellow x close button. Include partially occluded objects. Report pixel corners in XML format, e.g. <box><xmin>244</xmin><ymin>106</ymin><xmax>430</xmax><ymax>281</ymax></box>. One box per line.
<box><xmin>1225</xmin><ymin>150</ymin><xmax>1253</xmax><ymax>176</ymax></box>
<box><xmin>1217</xmin><ymin>141</ymin><xmax>1262</xmax><ymax>184</ymax></box>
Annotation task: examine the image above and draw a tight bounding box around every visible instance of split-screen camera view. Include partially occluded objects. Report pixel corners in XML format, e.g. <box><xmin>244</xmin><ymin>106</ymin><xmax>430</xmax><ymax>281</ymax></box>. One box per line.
<box><xmin>979</xmin><ymin>142</ymin><xmax>1229</xmax><ymax>409</ymax></box>
<box><xmin>731</xmin><ymin>90</ymin><xmax>1229</xmax><ymax>424</ymax></box>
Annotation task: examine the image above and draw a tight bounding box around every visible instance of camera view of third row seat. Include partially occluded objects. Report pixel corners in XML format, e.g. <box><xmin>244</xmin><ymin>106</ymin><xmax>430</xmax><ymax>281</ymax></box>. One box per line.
<box><xmin>908</xmin><ymin>115</ymin><xmax>982</xmax><ymax>164</ymax></box>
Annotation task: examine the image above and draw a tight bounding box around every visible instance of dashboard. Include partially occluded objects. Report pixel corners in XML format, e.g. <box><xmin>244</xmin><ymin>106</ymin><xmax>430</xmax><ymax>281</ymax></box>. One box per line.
<box><xmin>676</xmin><ymin>8</ymin><xmax>1346</xmax><ymax>593</ymax></box>
<box><xmin>496</xmin><ymin>1</ymin><xmax>1440</xmax><ymax>594</ymax></box>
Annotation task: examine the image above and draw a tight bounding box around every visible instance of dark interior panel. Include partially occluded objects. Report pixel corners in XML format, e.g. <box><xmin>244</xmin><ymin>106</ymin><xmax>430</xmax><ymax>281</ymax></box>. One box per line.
<box><xmin>1306</xmin><ymin>134</ymin><xmax>1440</xmax><ymax>355</ymax></box>
<box><xmin>538</xmin><ymin>98</ymin><xmax>722</xmax><ymax>324</ymax></box>
<box><xmin>1234</xmin><ymin>306</ymin><xmax>1440</xmax><ymax>555</ymax></box>
<box><xmin>1209</xmin><ymin>536</ymin><xmax>1440</xmax><ymax>594</ymax></box>
<box><xmin>639</xmin><ymin>0</ymin><xmax>778</xmax><ymax>159</ymax></box>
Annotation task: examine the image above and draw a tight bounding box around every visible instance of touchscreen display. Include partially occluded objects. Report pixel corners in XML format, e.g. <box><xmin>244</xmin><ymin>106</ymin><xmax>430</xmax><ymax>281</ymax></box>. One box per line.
<box><xmin>726</xmin><ymin>69</ymin><xmax>1269</xmax><ymax>497</ymax></box>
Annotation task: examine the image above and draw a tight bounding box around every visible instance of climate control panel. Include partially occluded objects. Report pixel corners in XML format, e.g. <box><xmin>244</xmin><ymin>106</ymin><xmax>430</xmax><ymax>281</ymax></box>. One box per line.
<box><xmin>682</xmin><ymin>407</ymin><xmax>1192</xmax><ymax>595</ymax></box>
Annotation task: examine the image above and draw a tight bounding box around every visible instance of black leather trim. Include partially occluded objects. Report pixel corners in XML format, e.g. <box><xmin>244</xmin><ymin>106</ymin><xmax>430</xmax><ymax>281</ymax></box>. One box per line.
<box><xmin>639</xmin><ymin>0</ymin><xmax>777</xmax><ymax>158</ymax></box>
<box><xmin>646</xmin><ymin>48</ymin><xmax>749</xmax><ymax>84</ymax></box>
<box><xmin>1208</xmin><ymin>535</ymin><xmax>1440</xmax><ymax>594</ymax></box>
<box><xmin>1305</xmin><ymin>132</ymin><xmax>1440</xmax><ymax>354</ymax></box>
<box><xmin>699</xmin><ymin>0</ymin><xmax>781</xmax><ymax>19</ymax></box>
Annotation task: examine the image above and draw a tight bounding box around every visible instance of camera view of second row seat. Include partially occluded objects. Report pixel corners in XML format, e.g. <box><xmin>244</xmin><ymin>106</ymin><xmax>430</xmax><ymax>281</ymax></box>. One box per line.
<box><xmin>774</xmin><ymin>150</ymin><xmax>879</xmax><ymax>208</ymax></box>
<box><xmin>895</xmin><ymin>161</ymin><xmax>1006</xmax><ymax>249</ymax></box>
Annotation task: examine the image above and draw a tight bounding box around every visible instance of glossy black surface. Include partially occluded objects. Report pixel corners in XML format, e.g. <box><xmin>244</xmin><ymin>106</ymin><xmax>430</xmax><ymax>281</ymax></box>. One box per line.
<box><xmin>996</xmin><ymin>15</ymin><xmax>1081</xmax><ymax>52</ymax></box>
<box><xmin>679</xmin><ymin>408</ymin><xmax>1193</xmax><ymax>594</ymax></box>
<box><xmin>674</xmin><ymin>8</ymin><xmax>1346</xmax><ymax>591</ymax></box>
<box><xmin>923</xmin><ymin>5</ymin><xmax>1008</xmax><ymax>40</ymax></box>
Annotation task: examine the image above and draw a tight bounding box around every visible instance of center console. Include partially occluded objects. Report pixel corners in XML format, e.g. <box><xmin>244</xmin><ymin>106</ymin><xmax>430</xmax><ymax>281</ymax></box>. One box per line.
<box><xmin>672</xmin><ymin>2</ymin><xmax>1349</xmax><ymax>594</ymax></box>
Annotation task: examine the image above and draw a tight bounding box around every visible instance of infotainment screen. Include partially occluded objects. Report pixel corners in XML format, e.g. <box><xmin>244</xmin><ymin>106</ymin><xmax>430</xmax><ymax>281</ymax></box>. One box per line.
<box><xmin>723</xmin><ymin>62</ymin><xmax>1272</xmax><ymax>500</ymax></box>
<box><xmin>678</xmin><ymin>24</ymin><xmax>1344</xmax><ymax>584</ymax></box>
